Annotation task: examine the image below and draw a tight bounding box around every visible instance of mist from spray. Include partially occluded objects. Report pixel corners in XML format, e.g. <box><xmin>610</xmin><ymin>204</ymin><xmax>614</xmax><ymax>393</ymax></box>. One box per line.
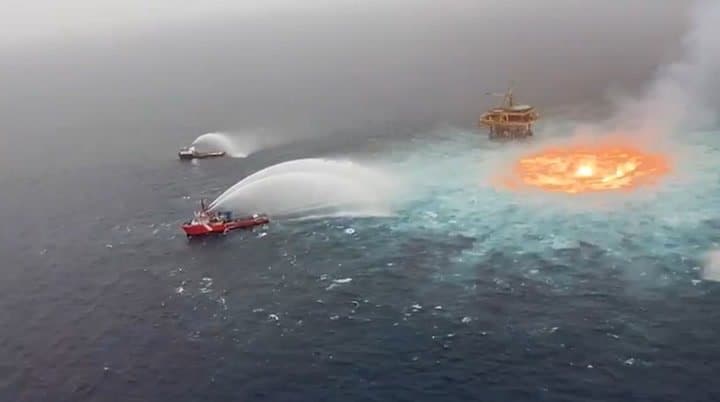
<box><xmin>191</xmin><ymin>131</ymin><xmax>286</xmax><ymax>158</ymax></box>
<box><xmin>209</xmin><ymin>158</ymin><xmax>399</xmax><ymax>219</ymax></box>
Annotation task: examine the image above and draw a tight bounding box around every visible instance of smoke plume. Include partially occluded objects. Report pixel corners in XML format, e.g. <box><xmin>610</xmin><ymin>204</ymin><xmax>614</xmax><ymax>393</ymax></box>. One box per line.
<box><xmin>604</xmin><ymin>0</ymin><xmax>720</xmax><ymax>137</ymax></box>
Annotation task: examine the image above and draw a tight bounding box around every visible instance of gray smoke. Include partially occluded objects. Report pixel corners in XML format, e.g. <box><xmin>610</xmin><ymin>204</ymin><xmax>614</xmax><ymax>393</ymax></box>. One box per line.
<box><xmin>602</xmin><ymin>0</ymin><xmax>720</xmax><ymax>137</ymax></box>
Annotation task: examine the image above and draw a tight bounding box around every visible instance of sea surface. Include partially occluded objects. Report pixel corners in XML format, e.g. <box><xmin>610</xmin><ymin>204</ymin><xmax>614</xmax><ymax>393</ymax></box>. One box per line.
<box><xmin>3</xmin><ymin>126</ymin><xmax>720</xmax><ymax>402</ymax></box>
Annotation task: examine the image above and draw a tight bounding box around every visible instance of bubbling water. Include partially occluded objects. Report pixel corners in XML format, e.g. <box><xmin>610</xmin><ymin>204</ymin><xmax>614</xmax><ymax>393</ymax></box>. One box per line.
<box><xmin>209</xmin><ymin>158</ymin><xmax>399</xmax><ymax>219</ymax></box>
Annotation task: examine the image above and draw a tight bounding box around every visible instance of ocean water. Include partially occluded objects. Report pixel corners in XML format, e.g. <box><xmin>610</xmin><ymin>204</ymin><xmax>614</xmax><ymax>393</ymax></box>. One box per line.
<box><xmin>3</xmin><ymin>127</ymin><xmax>720</xmax><ymax>401</ymax></box>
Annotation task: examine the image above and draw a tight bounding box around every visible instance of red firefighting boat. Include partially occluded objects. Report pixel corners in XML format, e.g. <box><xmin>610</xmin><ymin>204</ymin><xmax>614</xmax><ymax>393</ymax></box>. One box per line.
<box><xmin>181</xmin><ymin>200</ymin><xmax>269</xmax><ymax>239</ymax></box>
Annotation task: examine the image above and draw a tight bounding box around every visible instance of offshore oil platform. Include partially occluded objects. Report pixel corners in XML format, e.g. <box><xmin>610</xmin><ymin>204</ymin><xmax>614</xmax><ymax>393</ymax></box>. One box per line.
<box><xmin>478</xmin><ymin>84</ymin><xmax>539</xmax><ymax>140</ymax></box>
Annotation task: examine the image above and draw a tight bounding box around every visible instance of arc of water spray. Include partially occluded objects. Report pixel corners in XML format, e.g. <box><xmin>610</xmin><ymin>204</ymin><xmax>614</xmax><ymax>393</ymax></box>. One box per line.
<box><xmin>209</xmin><ymin>158</ymin><xmax>395</xmax><ymax>210</ymax></box>
<box><xmin>191</xmin><ymin>132</ymin><xmax>249</xmax><ymax>158</ymax></box>
<box><xmin>191</xmin><ymin>131</ymin><xmax>290</xmax><ymax>158</ymax></box>
<box><xmin>207</xmin><ymin>159</ymin><xmax>398</xmax><ymax>219</ymax></box>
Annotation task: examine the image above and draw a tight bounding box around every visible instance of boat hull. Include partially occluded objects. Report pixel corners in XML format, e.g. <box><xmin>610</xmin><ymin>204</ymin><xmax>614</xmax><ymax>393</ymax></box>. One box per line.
<box><xmin>181</xmin><ymin>215</ymin><xmax>269</xmax><ymax>238</ymax></box>
<box><xmin>178</xmin><ymin>151</ymin><xmax>226</xmax><ymax>160</ymax></box>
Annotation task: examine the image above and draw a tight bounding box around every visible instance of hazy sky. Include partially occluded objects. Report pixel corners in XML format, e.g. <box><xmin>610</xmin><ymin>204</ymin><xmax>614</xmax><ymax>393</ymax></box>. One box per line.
<box><xmin>0</xmin><ymin>0</ymin><xmax>694</xmax><ymax>169</ymax></box>
<box><xmin>1</xmin><ymin>0</ymin><xmax>321</xmax><ymax>46</ymax></box>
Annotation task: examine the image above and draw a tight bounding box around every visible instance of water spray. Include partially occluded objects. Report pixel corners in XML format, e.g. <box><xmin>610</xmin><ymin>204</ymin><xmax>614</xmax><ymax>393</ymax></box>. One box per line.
<box><xmin>209</xmin><ymin>158</ymin><xmax>399</xmax><ymax>220</ymax></box>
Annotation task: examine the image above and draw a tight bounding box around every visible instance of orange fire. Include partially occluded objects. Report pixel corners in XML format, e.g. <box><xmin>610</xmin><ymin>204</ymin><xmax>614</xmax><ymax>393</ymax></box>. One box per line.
<box><xmin>500</xmin><ymin>144</ymin><xmax>671</xmax><ymax>194</ymax></box>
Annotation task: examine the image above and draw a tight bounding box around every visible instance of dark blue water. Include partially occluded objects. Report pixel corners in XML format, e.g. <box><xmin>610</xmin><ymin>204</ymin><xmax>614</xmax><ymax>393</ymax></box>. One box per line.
<box><xmin>3</xmin><ymin>129</ymin><xmax>720</xmax><ymax>402</ymax></box>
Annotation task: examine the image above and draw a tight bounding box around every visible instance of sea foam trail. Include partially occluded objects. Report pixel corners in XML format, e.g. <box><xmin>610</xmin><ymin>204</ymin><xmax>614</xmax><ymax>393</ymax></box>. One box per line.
<box><xmin>209</xmin><ymin>158</ymin><xmax>398</xmax><ymax>219</ymax></box>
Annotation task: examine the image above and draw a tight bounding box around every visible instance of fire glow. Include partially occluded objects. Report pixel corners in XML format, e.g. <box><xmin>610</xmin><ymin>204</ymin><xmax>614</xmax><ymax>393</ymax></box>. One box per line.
<box><xmin>501</xmin><ymin>144</ymin><xmax>672</xmax><ymax>194</ymax></box>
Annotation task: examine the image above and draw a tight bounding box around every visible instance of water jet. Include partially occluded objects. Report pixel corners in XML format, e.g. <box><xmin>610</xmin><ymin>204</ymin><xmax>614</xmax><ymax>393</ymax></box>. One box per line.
<box><xmin>210</xmin><ymin>158</ymin><xmax>398</xmax><ymax>220</ymax></box>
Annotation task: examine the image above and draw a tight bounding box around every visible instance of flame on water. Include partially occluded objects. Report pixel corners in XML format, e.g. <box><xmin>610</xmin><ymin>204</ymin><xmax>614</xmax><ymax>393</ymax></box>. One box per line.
<box><xmin>498</xmin><ymin>143</ymin><xmax>672</xmax><ymax>194</ymax></box>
